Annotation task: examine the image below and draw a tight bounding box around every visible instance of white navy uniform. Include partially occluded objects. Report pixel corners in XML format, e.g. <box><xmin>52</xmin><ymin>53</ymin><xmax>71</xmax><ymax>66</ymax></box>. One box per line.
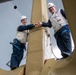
<box><xmin>50</xmin><ymin>9</ymin><xmax>68</xmax><ymax>33</ymax></box>
<box><xmin>42</xmin><ymin>9</ymin><xmax>72</xmax><ymax>58</ymax></box>
<box><xmin>10</xmin><ymin>24</ymin><xmax>35</xmax><ymax>69</ymax></box>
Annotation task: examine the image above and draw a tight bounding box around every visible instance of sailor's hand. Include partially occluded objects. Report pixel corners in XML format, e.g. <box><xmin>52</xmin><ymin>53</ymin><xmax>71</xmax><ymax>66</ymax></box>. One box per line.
<box><xmin>35</xmin><ymin>21</ymin><xmax>42</xmax><ymax>27</ymax></box>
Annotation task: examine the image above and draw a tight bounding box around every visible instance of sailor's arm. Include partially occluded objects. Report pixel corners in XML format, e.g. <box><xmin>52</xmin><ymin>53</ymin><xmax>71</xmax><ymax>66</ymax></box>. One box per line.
<box><xmin>17</xmin><ymin>24</ymin><xmax>35</xmax><ymax>31</ymax></box>
<box><xmin>60</xmin><ymin>9</ymin><xmax>67</xmax><ymax>19</ymax></box>
<box><xmin>42</xmin><ymin>20</ymin><xmax>52</xmax><ymax>28</ymax></box>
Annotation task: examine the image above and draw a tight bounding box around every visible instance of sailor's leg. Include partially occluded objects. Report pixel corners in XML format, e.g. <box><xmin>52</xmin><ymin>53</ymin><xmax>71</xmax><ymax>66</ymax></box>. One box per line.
<box><xmin>10</xmin><ymin>45</ymin><xmax>19</xmax><ymax>70</ymax></box>
<box><xmin>55</xmin><ymin>35</ymin><xmax>67</xmax><ymax>58</ymax></box>
<box><xmin>61</xmin><ymin>31</ymin><xmax>72</xmax><ymax>57</ymax></box>
<box><xmin>17</xmin><ymin>48</ymin><xmax>24</xmax><ymax>66</ymax></box>
<box><xmin>10</xmin><ymin>39</ymin><xmax>21</xmax><ymax>70</ymax></box>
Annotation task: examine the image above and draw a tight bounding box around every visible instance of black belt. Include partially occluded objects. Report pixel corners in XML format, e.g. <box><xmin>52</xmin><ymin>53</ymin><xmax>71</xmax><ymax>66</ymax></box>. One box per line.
<box><xmin>10</xmin><ymin>38</ymin><xmax>26</xmax><ymax>50</ymax></box>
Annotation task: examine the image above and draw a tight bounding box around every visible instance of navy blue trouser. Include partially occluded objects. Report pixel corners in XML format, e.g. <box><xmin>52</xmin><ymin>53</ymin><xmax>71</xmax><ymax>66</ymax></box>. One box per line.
<box><xmin>54</xmin><ymin>25</ymin><xmax>72</xmax><ymax>58</ymax></box>
<box><xmin>10</xmin><ymin>38</ymin><xmax>25</xmax><ymax>69</ymax></box>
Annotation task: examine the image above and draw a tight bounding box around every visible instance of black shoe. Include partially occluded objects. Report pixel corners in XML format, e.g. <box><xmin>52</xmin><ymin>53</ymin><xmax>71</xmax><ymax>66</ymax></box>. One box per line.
<box><xmin>62</xmin><ymin>53</ymin><xmax>70</xmax><ymax>58</ymax></box>
<box><xmin>63</xmin><ymin>54</ymin><xmax>69</xmax><ymax>58</ymax></box>
<box><xmin>11</xmin><ymin>67</ymin><xmax>17</xmax><ymax>70</ymax></box>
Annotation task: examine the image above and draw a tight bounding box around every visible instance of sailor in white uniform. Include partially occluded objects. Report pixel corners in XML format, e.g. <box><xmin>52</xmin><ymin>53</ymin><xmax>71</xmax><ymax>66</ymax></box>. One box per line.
<box><xmin>35</xmin><ymin>3</ymin><xmax>72</xmax><ymax>59</ymax></box>
<box><xmin>10</xmin><ymin>16</ymin><xmax>35</xmax><ymax>70</ymax></box>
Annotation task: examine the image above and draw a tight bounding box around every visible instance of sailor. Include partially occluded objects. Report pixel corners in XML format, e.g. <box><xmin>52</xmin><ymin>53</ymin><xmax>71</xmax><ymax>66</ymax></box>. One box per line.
<box><xmin>35</xmin><ymin>2</ymin><xmax>72</xmax><ymax>59</ymax></box>
<box><xmin>10</xmin><ymin>16</ymin><xmax>35</xmax><ymax>70</ymax></box>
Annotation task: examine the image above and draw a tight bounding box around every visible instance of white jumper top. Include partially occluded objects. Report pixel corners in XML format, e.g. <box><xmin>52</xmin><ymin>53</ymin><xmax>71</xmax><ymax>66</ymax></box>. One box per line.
<box><xmin>50</xmin><ymin>9</ymin><xmax>68</xmax><ymax>33</ymax></box>
<box><xmin>16</xmin><ymin>30</ymin><xmax>28</xmax><ymax>44</ymax></box>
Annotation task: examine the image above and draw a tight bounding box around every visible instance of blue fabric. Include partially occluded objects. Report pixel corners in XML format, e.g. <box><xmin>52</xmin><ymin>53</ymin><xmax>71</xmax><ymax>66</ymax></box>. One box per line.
<box><xmin>10</xmin><ymin>39</ymin><xmax>25</xmax><ymax>68</ymax></box>
<box><xmin>64</xmin><ymin>25</ymin><xmax>70</xmax><ymax>32</ymax></box>
<box><xmin>61</xmin><ymin>25</ymin><xmax>70</xmax><ymax>35</ymax></box>
<box><xmin>54</xmin><ymin>25</ymin><xmax>72</xmax><ymax>58</ymax></box>
<box><xmin>61</xmin><ymin>30</ymin><xmax>67</xmax><ymax>35</ymax></box>
<box><xmin>54</xmin><ymin>25</ymin><xmax>70</xmax><ymax>39</ymax></box>
<box><xmin>10</xmin><ymin>42</ymin><xmax>20</xmax><ymax>50</ymax></box>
